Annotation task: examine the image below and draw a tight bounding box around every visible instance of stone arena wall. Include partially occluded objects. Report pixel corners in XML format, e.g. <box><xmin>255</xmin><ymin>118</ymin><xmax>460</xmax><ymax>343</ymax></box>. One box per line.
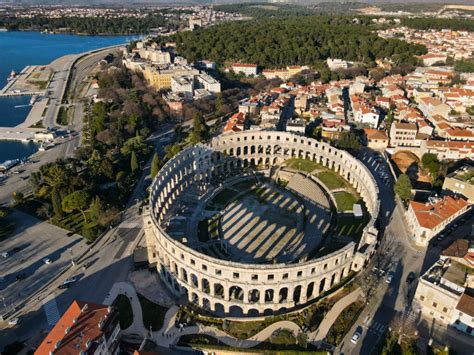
<box><xmin>144</xmin><ymin>131</ymin><xmax>380</xmax><ymax>316</ymax></box>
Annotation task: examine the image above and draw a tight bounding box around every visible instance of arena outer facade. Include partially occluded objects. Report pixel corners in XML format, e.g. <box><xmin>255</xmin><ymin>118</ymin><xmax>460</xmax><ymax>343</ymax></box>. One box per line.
<box><xmin>144</xmin><ymin>131</ymin><xmax>380</xmax><ymax>316</ymax></box>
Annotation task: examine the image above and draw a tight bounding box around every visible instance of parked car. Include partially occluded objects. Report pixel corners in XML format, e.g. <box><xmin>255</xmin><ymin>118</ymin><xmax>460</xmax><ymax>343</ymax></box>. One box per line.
<box><xmin>8</xmin><ymin>318</ymin><xmax>20</xmax><ymax>326</ymax></box>
<box><xmin>406</xmin><ymin>272</ymin><xmax>416</xmax><ymax>283</ymax></box>
<box><xmin>1</xmin><ymin>252</ymin><xmax>9</xmax><ymax>258</ymax></box>
<box><xmin>351</xmin><ymin>328</ymin><xmax>362</xmax><ymax>344</ymax></box>
<box><xmin>15</xmin><ymin>273</ymin><xmax>26</xmax><ymax>281</ymax></box>
<box><xmin>43</xmin><ymin>258</ymin><xmax>52</xmax><ymax>265</ymax></box>
<box><xmin>386</xmin><ymin>272</ymin><xmax>394</xmax><ymax>284</ymax></box>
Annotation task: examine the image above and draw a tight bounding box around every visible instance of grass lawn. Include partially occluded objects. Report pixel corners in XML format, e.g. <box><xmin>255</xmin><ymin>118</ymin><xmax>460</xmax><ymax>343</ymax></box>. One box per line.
<box><xmin>113</xmin><ymin>295</ymin><xmax>133</xmax><ymax>329</ymax></box>
<box><xmin>333</xmin><ymin>192</ymin><xmax>358</xmax><ymax>212</ymax></box>
<box><xmin>285</xmin><ymin>158</ymin><xmax>323</xmax><ymax>173</ymax></box>
<box><xmin>138</xmin><ymin>294</ymin><xmax>168</xmax><ymax>331</ymax></box>
<box><xmin>333</xmin><ymin>214</ymin><xmax>370</xmax><ymax>240</ymax></box>
<box><xmin>269</xmin><ymin>329</ymin><xmax>296</xmax><ymax>345</ymax></box>
<box><xmin>317</xmin><ymin>171</ymin><xmax>348</xmax><ymax>190</ymax></box>
<box><xmin>326</xmin><ymin>299</ymin><xmax>365</xmax><ymax>346</ymax></box>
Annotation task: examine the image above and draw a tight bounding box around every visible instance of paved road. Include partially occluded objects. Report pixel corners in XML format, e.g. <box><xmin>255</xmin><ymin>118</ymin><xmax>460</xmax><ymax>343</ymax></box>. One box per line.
<box><xmin>338</xmin><ymin>148</ymin><xmax>465</xmax><ymax>355</ymax></box>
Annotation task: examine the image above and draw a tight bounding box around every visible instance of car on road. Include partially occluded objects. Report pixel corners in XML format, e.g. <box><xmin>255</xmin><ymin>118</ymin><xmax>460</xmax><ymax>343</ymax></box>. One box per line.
<box><xmin>8</xmin><ymin>318</ymin><xmax>20</xmax><ymax>326</ymax></box>
<box><xmin>43</xmin><ymin>258</ymin><xmax>52</xmax><ymax>264</ymax></box>
<box><xmin>386</xmin><ymin>272</ymin><xmax>394</xmax><ymax>284</ymax></box>
<box><xmin>406</xmin><ymin>272</ymin><xmax>416</xmax><ymax>283</ymax></box>
<box><xmin>1</xmin><ymin>252</ymin><xmax>9</xmax><ymax>258</ymax></box>
<box><xmin>58</xmin><ymin>276</ymin><xmax>78</xmax><ymax>289</ymax></box>
<box><xmin>351</xmin><ymin>328</ymin><xmax>362</xmax><ymax>344</ymax></box>
<box><xmin>15</xmin><ymin>273</ymin><xmax>26</xmax><ymax>281</ymax></box>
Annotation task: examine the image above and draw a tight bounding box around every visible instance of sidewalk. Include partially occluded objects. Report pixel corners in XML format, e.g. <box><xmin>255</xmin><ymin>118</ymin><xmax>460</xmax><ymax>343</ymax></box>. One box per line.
<box><xmin>309</xmin><ymin>287</ymin><xmax>363</xmax><ymax>343</ymax></box>
<box><xmin>104</xmin><ymin>281</ymin><xmax>145</xmax><ymax>335</ymax></box>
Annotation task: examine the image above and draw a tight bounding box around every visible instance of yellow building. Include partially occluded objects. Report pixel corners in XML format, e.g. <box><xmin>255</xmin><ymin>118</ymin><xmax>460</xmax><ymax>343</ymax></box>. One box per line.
<box><xmin>143</xmin><ymin>65</ymin><xmax>199</xmax><ymax>91</ymax></box>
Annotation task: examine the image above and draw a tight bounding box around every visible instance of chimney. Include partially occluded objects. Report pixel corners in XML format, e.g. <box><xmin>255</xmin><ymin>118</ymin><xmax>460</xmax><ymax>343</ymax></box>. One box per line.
<box><xmin>54</xmin><ymin>341</ymin><xmax>61</xmax><ymax>349</ymax></box>
<box><xmin>73</xmin><ymin>317</ymin><xmax>78</xmax><ymax>323</ymax></box>
<box><xmin>65</xmin><ymin>326</ymin><xmax>71</xmax><ymax>334</ymax></box>
<box><xmin>98</xmin><ymin>319</ymin><xmax>105</xmax><ymax>330</ymax></box>
<box><xmin>81</xmin><ymin>304</ymin><xmax>88</xmax><ymax>313</ymax></box>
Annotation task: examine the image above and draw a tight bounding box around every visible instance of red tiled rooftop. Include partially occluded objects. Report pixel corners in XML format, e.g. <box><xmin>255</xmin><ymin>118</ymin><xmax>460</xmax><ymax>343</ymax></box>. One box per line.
<box><xmin>410</xmin><ymin>196</ymin><xmax>469</xmax><ymax>230</ymax></box>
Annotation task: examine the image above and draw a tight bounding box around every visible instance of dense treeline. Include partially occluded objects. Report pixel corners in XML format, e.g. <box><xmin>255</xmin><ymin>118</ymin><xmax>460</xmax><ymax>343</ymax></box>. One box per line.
<box><xmin>176</xmin><ymin>16</ymin><xmax>426</xmax><ymax>69</ymax></box>
<box><xmin>213</xmin><ymin>3</ymin><xmax>318</xmax><ymax>18</ymax></box>
<box><xmin>400</xmin><ymin>17</ymin><xmax>474</xmax><ymax>32</ymax></box>
<box><xmin>0</xmin><ymin>14</ymin><xmax>175</xmax><ymax>34</ymax></box>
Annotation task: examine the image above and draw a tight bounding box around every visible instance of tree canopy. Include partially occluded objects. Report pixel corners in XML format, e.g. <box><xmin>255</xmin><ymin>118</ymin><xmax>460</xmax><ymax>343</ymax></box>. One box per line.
<box><xmin>394</xmin><ymin>174</ymin><xmax>412</xmax><ymax>202</ymax></box>
<box><xmin>175</xmin><ymin>16</ymin><xmax>426</xmax><ymax>69</ymax></box>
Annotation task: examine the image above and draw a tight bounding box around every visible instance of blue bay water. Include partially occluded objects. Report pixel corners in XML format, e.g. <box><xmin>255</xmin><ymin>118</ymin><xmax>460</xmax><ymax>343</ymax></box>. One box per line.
<box><xmin>0</xmin><ymin>31</ymin><xmax>135</xmax><ymax>161</ymax></box>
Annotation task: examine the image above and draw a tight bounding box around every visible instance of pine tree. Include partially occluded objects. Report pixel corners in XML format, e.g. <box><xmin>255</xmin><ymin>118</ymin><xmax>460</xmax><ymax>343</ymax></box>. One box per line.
<box><xmin>131</xmin><ymin>151</ymin><xmax>139</xmax><ymax>173</ymax></box>
<box><xmin>151</xmin><ymin>152</ymin><xmax>160</xmax><ymax>179</ymax></box>
<box><xmin>51</xmin><ymin>188</ymin><xmax>63</xmax><ymax>219</ymax></box>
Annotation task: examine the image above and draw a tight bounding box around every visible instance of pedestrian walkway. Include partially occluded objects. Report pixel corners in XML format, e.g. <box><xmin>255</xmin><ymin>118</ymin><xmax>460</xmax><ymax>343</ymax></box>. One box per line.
<box><xmin>309</xmin><ymin>287</ymin><xmax>363</xmax><ymax>343</ymax></box>
<box><xmin>42</xmin><ymin>295</ymin><xmax>61</xmax><ymax>327</ymax></box>
<box><xmin>104</xmin><ymin>281</ymin><xmax>146</xmax><ymax>335</ymax></box>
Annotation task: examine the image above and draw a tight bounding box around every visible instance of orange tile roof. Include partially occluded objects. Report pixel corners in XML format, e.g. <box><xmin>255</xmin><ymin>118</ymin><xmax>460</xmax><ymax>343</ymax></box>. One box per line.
<box><xmin>364</xmin><ymin>129</ymin><xmax>388</xmax><ymax>140</ymax></box>
<box><xmin>446</xmin><ymin>128</ymin><xmax>474</xmax><ymax>138</ymax></box>
<box><xmin>410</xmin><ymin>196</ymin><xmax>469</xmax><ymax>230</ymax></box>
<box><xmin>394</xmin><ymin>121</ymin><xmax>417</xmax><ymax>131</ymax></box>
<box><xmin>35</xmin><ymin>300</ymin><xmax>116</xmax><ymax>355</ymax></box>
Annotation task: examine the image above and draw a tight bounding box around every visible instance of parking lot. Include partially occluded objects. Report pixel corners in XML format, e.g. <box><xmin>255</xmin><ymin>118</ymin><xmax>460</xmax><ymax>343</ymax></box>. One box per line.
<box><xmin>0</xmin><ymin>211</ymin><xmax>86</xmax><ymax>319</ymax></box>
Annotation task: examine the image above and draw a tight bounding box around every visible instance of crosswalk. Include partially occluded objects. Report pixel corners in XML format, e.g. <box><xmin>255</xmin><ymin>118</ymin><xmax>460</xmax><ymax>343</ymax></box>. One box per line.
<box><xmin>363</xmin><ymin>316</ymin><xmax>388</xmax><ymax>335</ymax></box>
<box><xmin>42</xmin><ymin>295</ymin><xmax>61</xmax><ymax>326</ymax></box>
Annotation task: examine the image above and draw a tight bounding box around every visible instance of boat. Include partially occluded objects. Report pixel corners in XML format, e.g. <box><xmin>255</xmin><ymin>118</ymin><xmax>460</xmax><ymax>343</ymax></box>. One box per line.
<box><xmin>7</xmin><ymin>70</ymin><xmax>17</xmax><ymax>82</ymax></box>
<box><xmin>0</xmin><ymin>159</ymin><xmax>19</xmax><ymax>173</ymax></box>
<box><xmin>30</xmin><ymin>95</ymin><xmax>37</xmax><ymax>105</ymax></box>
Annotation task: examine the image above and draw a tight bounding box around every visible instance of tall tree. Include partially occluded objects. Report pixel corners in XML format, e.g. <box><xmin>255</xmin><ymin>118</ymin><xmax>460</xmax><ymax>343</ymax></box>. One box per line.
<box><xmin>62</xmin><ymin>190</ymin><xmax>90</xmax><ymax>223</ymax></box>
<box><xmin>131</xmin><ymin>151</ymin><xmax>139</xmax><ymax>173</ymax></box>
<box><xmin>394</xmin><ymin>174</ymin><xmax>412</xmax><ymax>202</ymax></box>
<box><xmin>51</xmin><ymin>188</ymin><xmax>63</xmax><ymax>219</ymax></box>
<box><xmin>150</xmin><ymin>152</ymin><xmax>160</xmax><ymax>179</ymax></box>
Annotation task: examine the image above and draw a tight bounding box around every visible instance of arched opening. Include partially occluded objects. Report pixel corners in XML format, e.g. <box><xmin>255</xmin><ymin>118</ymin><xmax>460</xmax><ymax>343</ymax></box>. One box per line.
<box><xmin>247</xmin><ymin>308</ymin><xmax>260</xmax><ymax>317</ymax></box>
<box><xmin>263</xmin><ymin>308</ymin><xmax>274</xmax><ymax>316</ymax></box>
<box><xmin>214</xmin><ymin>303</ymin><xmax>225</xmax><ymax>317</ymax></box>
<box><xmin>331</xmin><ymin>273</ymin><xmax>337</xmax><ymax>287</ymax></box>
<box><xmin>229</xmin><ymin>305</ymin><xmax>244</xmax><ymax>317</ymax></box>
<box><xmin>191</xmin><ymin>274</ymin><xmax>199</xmax><ymax>288</ymax></box>
<box><xmin>279</xmin><ymin>288</ymin><xmax>288</xmax><ymax>303</ymax></box>
<box><xmin>265</xmin><ymin>289</ymin><xmax>274</xmax><ymax>303</ymax></box>
<box><xmin>191</xmin><ymin>292</ymin><xmax>199</xmax><ymax>305</ymax></box>
<box><xmin>251</xmin><ymin>146</ymin><xmax>256</xmax><ymax>154</ymax></box>
<box><xmin>319</xmin><ymin>278</ymin><xmax>326</xmax><ymax>293</ymax></box>
<box><xmin>244</xmin><ymin>146</ymin><xmax>248</xmax><ymax>155</ymax></box>
<box><xmin>248</xmin><ymin>289</ymin><xmax>260</xmax><ymax>304</ymax></box>
<box><xmin>229</xmin><ymin>286</ymin><xmax>244</xmax><ymax>302</ymax></box>
<box><xmin>202</xmin><ymin>278</ymin><xmax>210</xmax><ymax>294</ymax></box>
<box><xmin>293</xmin><ymin>285</ymin><xmax>302</xmax><ymax>304</ymax></box>
<box><xmin>214</xmin><ymin>283</ymin><xmax>224</xmax><ymax>299</ymax></box>
<box><xmin>202</xmin><ymin>298</ymin><xmax>211</xmax><ymax>311</ymax></box>
<box><xmin>177</xmin><ymin>262</ymin><xmax>187</xmax><ymax>278</ymax></box>
<box><xmin>307</xmin><ymin>282</ymin><xmax>315</xmax><ymax>299</ymax></box>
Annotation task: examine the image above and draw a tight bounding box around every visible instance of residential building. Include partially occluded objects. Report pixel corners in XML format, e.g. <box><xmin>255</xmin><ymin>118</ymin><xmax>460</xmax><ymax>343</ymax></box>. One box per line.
<box><xmin>285</xmin><ymin>119</ymin><xmax>306</xmax><ymax>135</ymax></box>
<box><xmin>413</xmin><ymin>256</ymin><xmax>474</xmax><ymax>336</ymax></box>
<box><xmin>389</xmin><ymin>121</ymin><xmax>418</xmax><ymax>147</ymax></box>
<box><xmin>327</xmin><ymin>58</ymin><xmax>352</xmax><ymax>71</ymax></box>
<box><xmin>417</xmin><ymin>53</ymin><xmax>447</xmax><ymax>66</ymax></box>
<box><xmin>232</xmin><ymin>63</ymin><xmax>258</xmax><ymax>76</ymax></box>
<box><xmin>35</xmin><ymin>300</ymin><xmax>120</xmax><ymax>355</ymax></box>
<box><xmin>195</xmin><ymin>73</ymin><xmax>221</xmax><ymax>93</ymax></box>
<box><xmin>171</xmin><ymin>75</ymin><xmax>194</xmax><ymax>99</ymax></box>
<box><xmin>406</xmin><ymin>196</ymin><xmax>470</xmax><ymax>247</ymax></box>
<box><xmin>363</xmin><ymin>129</ymin><xmax>389</xmax><ymax>150</ymax></box>
<box><xmin>420</xmin><ymin>140</ymin><xmax>474</xmax><ymax>160</ymax></box>
<box><xmin>443</xmin><ymin>165</ymin><xmax>474</xmax><ymax>203</ymax></box>
<box><xmin>143</xmin><ymin>65</ymin><xmax>199</xmax><ymax>91</ymax></box>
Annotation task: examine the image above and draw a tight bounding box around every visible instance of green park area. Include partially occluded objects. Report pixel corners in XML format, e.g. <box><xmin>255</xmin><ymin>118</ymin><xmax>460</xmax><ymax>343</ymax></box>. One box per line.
<box><xmin>326</xmin><ymin>299</ymin><xmax>365</xmax><ymax>346</ymax></box>
<box><xmin>285</xmin><ymin>158</ymin><xmax>323</xmax><ymax>173</ymax></box>
<box><xmin>139</xmin><ymin>294</ymin><xmax>168</xmax><ymax>331</ymax></box>
<box><xmin>316</xmin><ymin>171</ymin><xmax>349</xmax><ymax>190</ymax></box>
<box><xmin>333</xmin><ymin>192</ymin><xmax>358</xmax><ymax>212</ymax></box>
<box><xmin>332</xmin><ymin>214</ymin><xmax>370</xmax><ymax>240</ymax></box>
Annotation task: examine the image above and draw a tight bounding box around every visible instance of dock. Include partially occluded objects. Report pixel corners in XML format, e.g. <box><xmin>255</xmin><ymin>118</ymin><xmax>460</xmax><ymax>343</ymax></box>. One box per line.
<box><xmin>0</xmin><ymin>65</ymin><xmax>47</xmax><ymax>97</ymax></box>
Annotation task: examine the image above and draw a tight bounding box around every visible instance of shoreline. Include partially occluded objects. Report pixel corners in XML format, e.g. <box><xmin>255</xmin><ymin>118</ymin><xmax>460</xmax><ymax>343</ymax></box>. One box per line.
<box><xmin>1</xmin><ymin>29</ymin><xmax>143</xmax><ymax>37</ymax></box>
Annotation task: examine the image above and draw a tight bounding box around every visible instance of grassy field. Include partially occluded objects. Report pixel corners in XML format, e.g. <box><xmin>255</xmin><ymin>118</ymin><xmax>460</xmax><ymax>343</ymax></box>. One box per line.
<box><xmin>317</xmin><ymin>171</ymin><xmax>348</xmax><ymax>190</ymax></box>
<box><xmin>285</xmin><ymin>158</ymin><xmax>323</xmax><ymax>173</ymax></box>
<box><xmin>138</xmin><ymin>294</ymin><xmax>168</xmax><ymax>331</ymax></box>
<box><xmin>113</xmin><ymin>295</ymin><xmax>133</xmax><ymax>329</ymax></box>
<box><xmin>333</xmin><ymin>192</ymin><xmax>358</xmax><ymax>212</ymax></box>
<box><xmin>57</xmin><ymin>106</ymin><xmax>69</xmax><ymax>125</ymax></box>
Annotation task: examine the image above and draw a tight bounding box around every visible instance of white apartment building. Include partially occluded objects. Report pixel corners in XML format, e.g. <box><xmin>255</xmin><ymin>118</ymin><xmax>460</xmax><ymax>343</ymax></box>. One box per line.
<box><xmin>196</xmin><ymin>73</ymin><xmax>221</xmax><ymax>93</ymax></box>
<box><xmin>232</xmin><ymin>63</ymin><xmax>258</xmax><ymax>76</ymax></box>
<box><xmin>389</xmin><ymin>121</ymin><xmax>418</xmax><ymax>147</ymax></box>
<box><xmin>171</xmin><ymin>75</ymin><xmax>194</xmax><ymax>99</ymax></box>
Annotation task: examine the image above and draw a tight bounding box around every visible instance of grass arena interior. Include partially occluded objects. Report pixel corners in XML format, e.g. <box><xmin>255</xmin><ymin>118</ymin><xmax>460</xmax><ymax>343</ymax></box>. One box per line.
<box><xmin>144</xmin><ymin>131</ymin><xmax>380</xmax><ymax>317</ymax></box>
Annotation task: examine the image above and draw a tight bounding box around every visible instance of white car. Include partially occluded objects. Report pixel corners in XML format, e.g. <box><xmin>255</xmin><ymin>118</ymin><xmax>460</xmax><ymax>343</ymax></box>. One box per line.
<box><xmin>386</xmin><ymin>272</ymin><xmax>394</xmax><ymax>284</ymax></box>
<box><xmin>351</xmin><ymin>330</ymin><xmax>361</xmax><ymax>344</ymax></box>
<box><xmin>8</xmin><ymin>318</ymin><xmax>19</xmax><ymax>326</ymax></box>
<box><xmin>43</xmin><ymin>258</ymin><xmax>52</xmax><ymax>264</ymax></box>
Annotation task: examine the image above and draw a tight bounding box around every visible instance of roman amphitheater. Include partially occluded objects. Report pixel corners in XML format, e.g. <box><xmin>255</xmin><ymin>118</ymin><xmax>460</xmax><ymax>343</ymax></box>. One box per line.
<box><xmin>144</xmin><ymin>131</ymin><xmax>380</xmax><ymax>317</ymax></box>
